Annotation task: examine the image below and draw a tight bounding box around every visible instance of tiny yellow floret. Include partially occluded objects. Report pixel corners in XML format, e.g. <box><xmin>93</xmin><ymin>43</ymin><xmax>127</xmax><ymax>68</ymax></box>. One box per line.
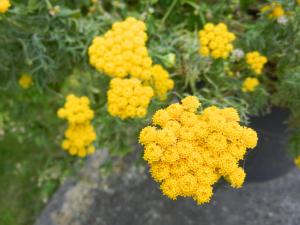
<box><xmin>139</xmin><ymin>96</ymin><xmax>258</xmax><ymax>204</ymax></box>
<box><xmin>19</xmin><ymin>74</ymin><xmax>33</xmax><ymax>89</ymax></box>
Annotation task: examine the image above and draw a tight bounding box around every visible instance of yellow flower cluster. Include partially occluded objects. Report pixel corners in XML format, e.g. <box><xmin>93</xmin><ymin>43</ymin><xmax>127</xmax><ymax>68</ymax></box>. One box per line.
<box><xmin>298</xmin><ymin>0</ymin><xmax>300</xmax><ymax>5</ymax></box>
<box><xmin>242</xmin><ymin>77</ymin><xmax>259</xmax><ymax>92</ymax></box>
<box><xmin>88</xmin><ymin>17</ymin><xmax>151</xmax><ymax>80</ymax></box>
<box><xmin>246</xmin><ymin>51</ymin><xmax>268</xmax><ymax>75</ymax></box>
<box><xmin>294</xmin><ymin>156</ymin><xmax>300</xmax><ymax>168</ymax></box>
<box><xmin>198</xmin><ymin>23</ymin><xmax>236</xmax><ymax>59</ymax></box>
<box><xmin>151</xmin><ymin>65</ymin><xmax>174</xmax><ymax>100</ymax></box>
<box><xmin>19</xmin><ymin>74</ymin><xmax>33</xmax><ymax>89</ymax></box>
<box><xmin>88</xmin><ymin>17</ymin><xmax>174</xmax><ymax>118</ymax></box>
<box><xmin>139</xmin><ymin>96</ymin><xmax>258</xmax><ymax>204</ymax></box>
<box><xmin>107</xmin><ymin>78</ymin><xmax>154</xmax><ymax>119</ymax></box>
<box><xmin>57</xmin><ymin>95</ymin><xmax>96</xmax><ymax>157</ymax></box>
<box><xmin>261</xmin><ymin>3</ymin><xmax>285</xmax><ymax>18</ymax></box>
<box><xmin>0</xmin><ymin>0</ymin><xmax>10</xmax><ymax>13</ymax></box>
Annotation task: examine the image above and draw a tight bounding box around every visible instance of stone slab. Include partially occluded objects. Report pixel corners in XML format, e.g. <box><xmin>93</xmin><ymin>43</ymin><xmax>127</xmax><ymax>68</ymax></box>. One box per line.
<box><xmin>36</xmin><ymin>150</ymin><xmax>300</xmax><ymax>225</ymax></box>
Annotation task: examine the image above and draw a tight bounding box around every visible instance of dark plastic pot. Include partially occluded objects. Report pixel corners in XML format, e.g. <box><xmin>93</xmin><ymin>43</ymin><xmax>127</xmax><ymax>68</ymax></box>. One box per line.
<box><xmin>244</xmin><ymin>107</ymin><xmax>294</xmax><ymax>183</ymax></box>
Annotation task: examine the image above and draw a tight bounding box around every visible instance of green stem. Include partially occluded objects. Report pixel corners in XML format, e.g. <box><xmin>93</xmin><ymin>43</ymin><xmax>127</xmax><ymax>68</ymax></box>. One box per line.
<box><xmin>161</xmin><ymin>0</ymin><xmax>178</xmax><ymax>25</ymax></box>
<box><xmin>184</xmin><ymin>1</ymin><xmax>206</xmax><ymax>25</ymax></box>
<box><xmin>45</xmin><ymin>0</ymin><xmax>53</xmax><ymax>8</ymax></box>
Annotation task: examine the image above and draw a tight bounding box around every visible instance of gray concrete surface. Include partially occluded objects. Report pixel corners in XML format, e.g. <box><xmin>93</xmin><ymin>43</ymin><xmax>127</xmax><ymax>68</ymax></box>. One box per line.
<box><xmin>35</xmin><ymin>149</ymin><xmax>300</xmax><ymax>225</ymax></box>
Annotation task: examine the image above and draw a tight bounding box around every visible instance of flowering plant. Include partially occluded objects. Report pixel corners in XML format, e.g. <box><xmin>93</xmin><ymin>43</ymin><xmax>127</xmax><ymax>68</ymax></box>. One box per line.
<box><xmin>1</xmin><ymin>0</ymin><xmax>300</xmax><ymax>210</ymax></box>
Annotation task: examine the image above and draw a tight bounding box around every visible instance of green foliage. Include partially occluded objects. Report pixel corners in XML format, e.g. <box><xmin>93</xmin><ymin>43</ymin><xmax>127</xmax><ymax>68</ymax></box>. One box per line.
<box><xmin>1</xmin><ymin>0</ymin><xmax>300</xmax><ymax>156</ymax></box>
<box><xmin>0</xmin><ymin>135</ymin><xmax>71</xmax><ymax>225</ymax></box>
<box><xmin>273</xmin><ymin>66</ymin><xmax>300</xmax><ymax>157</ymax></box>
<box><xmin>274</xmin><ymin>67</ymin><xmax>300</xmax><ymax>119</ymax></box>
<box><xmin>288</xmin><ymin>130</ymin><xmax>300</xmax><ymax>157</ymax></box>
<box><xmin>0</xmin><ymin>0</ymin><xmax>109</xmax><ymax>86</ymax></box>
<box><xmin>239</xmin><ymin>0</ymin><xmax>257</xmax><ymax>11</ymax></box>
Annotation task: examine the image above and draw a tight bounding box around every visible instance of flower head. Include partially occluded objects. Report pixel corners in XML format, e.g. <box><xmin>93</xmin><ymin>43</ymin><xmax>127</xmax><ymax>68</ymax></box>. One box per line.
<box><xmin>58</xmin><ymin>95</ymin><xmax>96</xmax><ymax>157</ymax></box>
<box><xmin>0</xmin><ymin>0</ymin><xmax>11</xmax><ymax>13</ymax></box>
<box><xmin>242</xmin><ymin>77</ymin><xmax>259</xmax><ymax>92</ymax></box>
<box><xmin>272</xmin><ymin>4</ymin><xmax>285</xmax><ymax>18</ymax></box>
<box><xmin>246</xmin><ymin>51</ymin><xmax>267</xmax><ymax>75</ymax></box>
<box><xmin>198</xmin><ymin>23</ymin><xmax>235</xmax><ymax>59</ymax></box>
<box><xmin>261</xmin><ymin>3</ymin><xmax>285</xmax><ymax>19</ymax></box>
<box><xmin>19</xmin><ymin>74</ymin><xmax>33</xmax><ymax>89</ymax></box>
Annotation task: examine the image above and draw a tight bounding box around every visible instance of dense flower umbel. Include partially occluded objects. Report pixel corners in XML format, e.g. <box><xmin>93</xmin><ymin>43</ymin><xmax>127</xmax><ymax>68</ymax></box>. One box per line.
<box><xmin>19</xmin><ymin>74</ymin><xmax>33</xmax><ymax>89</ymax></box>
<box><xmin>139</xmin><ymin>96</ymin><xmax>258</xmax><ymax>204</ymax></box>
<box><xmin>246</xmin><ymin>51</ymin><xmax>268</xmax><ymax>75</ymax></box>
<box><xmin>198</xmin><ymin>23</ymin><xmax>235</xmax><ymax>59</ymax></box>
<box><xmin>295</xmin><ymin>156</ymin><xmax>300</xmax><ymax>168</ymax></box>
<box><xmin>242</xmin><ymin>77</ymin><xmax>259</xmax><ymax>92</ymax></box>
<box><xmin>88</xmin><ymin>17</ymin><xmax>174</xmax><ymax>104</ymax></box>
<box><xmin>150</xmin><ymin>65</ymin><xmax>174</xmax><ymax>100</ymax></box>
<box><xmin>107</xmin><ymin>78</ymin><xmax>154</xmax><ymax>119</ymax></box>
<box><xmin>57</xmin><ymin>95</ymin><xmax>96</xmax><ymax>157</ymax></box>
<box><xmin>0</xmin><ymin>0</ymin><xmax>10</xmax><ymax>13</ymax></box>
<box><xmin>88</xmin><ymin>17</ymin><xmax>152</xmax><ymax>80</ymax></box>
